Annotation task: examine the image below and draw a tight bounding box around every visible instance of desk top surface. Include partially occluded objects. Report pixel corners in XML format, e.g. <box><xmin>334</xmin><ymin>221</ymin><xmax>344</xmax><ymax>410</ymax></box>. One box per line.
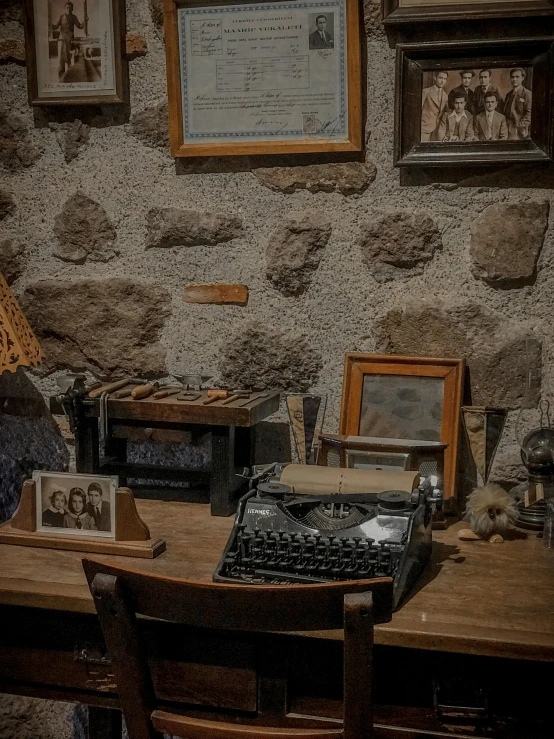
<box><xmin>1</xmin><ymin>500</ymin><xmax>553</xmax><ymax>662</ymax></box>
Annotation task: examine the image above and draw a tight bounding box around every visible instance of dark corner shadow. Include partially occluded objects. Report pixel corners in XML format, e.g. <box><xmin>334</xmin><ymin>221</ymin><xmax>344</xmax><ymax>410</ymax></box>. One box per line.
<box><xmin>505</xmin><ymin>528</ymin><xmax>529</xmax><ymax>541</ymax></box>
<box><xmin>399</xmin><ymin>541</ymin><xmax>461</xmax><ymax>608</ymax></box>
<box><xmin>400</xmin><ymin>161</ymin><xmax>554</xmax><ymax>189</ymax></box>
<box><xmin>33</xmin><ymin>104</ymin><xmax>131</xmax><ymax>130</ymax></box>
<box><xmin>174</xmin><ymin>149</ymin><xmax>366</xmax><ymax>176</ymax></box>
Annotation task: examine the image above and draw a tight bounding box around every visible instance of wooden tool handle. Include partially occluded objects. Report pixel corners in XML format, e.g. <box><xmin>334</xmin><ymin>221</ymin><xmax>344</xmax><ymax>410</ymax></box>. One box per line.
<box><xmin>203</xmin><ymin>391</ymin><xmax>227</xmax><ymax>405</ymax></box>
<box><xmin>131</xmin><ymin>384</ymin><xmax>155</xmax><ymax>400</ymax></box>
<box><xmin>153</xmin><ymin>388</ymin><xmax>181</xmax><ymax>400</ymax></box>
<box><xmin>221</xmin><ymin>394</ymin><xmax>238</xmax><ymax>405</ymax></box>
<box><xmin>88</xmin><ymin>379</ymin><xmax>129</xmax><ymax>399</ymax></box>
<box><xmin>113</xmin><ymin>387</ymin><xmax>137</xmax><ymax>399</ymax></box>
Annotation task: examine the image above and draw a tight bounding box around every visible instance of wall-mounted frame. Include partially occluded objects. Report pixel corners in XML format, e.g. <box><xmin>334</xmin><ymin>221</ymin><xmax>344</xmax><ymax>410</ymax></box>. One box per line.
<box><xmin>163</xmin><ymin>0</ymin><xmax>362</xmax><ymax>157</ymax></box>
<box><xmin>382</xmin><ymin>0</ymin><xmax>554</xmax><ymax>24</ymax></box>
<box><xmin>23</xmin><ymin>0</ymin><xmax>128</xmax><ymax>105</ymax></box>
<box><xmin>395</xmin><ymin>38</ymin><xmax>553</xmax><ymax>167</ymax></box>
<box><xmin>339</xmin><ymin>354</ymin><xmax>465</xmax><ymax>507</ymax></box>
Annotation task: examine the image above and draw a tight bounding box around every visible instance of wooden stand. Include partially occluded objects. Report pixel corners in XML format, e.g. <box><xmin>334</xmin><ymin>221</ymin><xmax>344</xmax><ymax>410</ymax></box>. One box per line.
<box><xmin>0</xmin><ymin>480</ymin><xmax>166</xmax><ymax>558</ymax></box>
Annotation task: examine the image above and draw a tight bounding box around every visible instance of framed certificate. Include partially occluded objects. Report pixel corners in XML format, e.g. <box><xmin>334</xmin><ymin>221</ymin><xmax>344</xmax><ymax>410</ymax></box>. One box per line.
<box><xmin>163</xmin><ymin>0</ymin><xmax>362</xmax><ymax>156</ymax></box>
<box><xmin>382</xmin><ymin>0</ymin><xmax>554</xmax><ymax>24</ymax></box>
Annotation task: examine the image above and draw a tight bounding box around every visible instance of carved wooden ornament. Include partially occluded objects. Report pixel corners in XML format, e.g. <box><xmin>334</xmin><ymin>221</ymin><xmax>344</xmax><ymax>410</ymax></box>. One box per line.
<box><xmin>0</xmin><ymin>271</ymin><xmax>44</xmax><ymax>374</ymax></box>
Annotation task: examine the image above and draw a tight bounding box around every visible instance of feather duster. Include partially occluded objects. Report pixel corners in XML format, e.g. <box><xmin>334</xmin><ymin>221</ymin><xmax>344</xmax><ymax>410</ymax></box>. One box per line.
<box><xmin>463</xmin><ymin>483</ymin><xmax>517</xmax><ymax>541</ymax></box>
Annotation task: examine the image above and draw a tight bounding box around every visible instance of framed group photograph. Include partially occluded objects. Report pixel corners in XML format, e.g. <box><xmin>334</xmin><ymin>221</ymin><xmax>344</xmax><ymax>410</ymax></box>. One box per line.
<box><xmin>34</xmin><ymin>471</ymin><xmax>117</xmax><ymax>538</ymax></box>
<box><xmin>23</xmin><ymin>0</ymin><xmax>128</xmax><ymax>105</ymax></box>
<box><xmin>382</xmin><ymin>0</ymin><xmax>554</xmax><ymax>24</ymax></box>
<box><xmin>395</xmin><ymin>38</ymin><xmax>554</xmax><ymax>167</ymax></box>
<box><xmin>339</xmin><ymin>354</ymin><xmax>465</xmax><ymax>505</ymax></box>
<box><xmin>163</xmin><ymin>0</ymin><xmax>362</xmax><ymax>157</ymax></box>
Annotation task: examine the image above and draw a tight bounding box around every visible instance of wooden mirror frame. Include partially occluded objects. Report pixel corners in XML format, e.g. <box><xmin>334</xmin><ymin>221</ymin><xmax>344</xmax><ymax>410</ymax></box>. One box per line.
<box><xmin>339</xmin><ymin>354</ymin><xmax>465</xmax><ymax>508</ymax></box>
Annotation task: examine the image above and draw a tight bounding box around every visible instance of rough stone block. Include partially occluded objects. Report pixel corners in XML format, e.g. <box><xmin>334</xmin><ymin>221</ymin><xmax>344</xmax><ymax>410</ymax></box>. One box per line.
<box><xmin>266</xmin><ymin>212</ymin><xmax>332</xmax><ymax>296</ymax></box>
<box><xmin>149</xmin><ymin>0</ymin><xmax>164</xmax><ymax>28</ymax></box>
<box><xmin>0</xmin><ymin>109</ymin><xmax>41</xmax><ymax>170</ymax></box>
<box><xmin>254</xmin><ymin>161</ymin><xmax>377</xmax><ymax>196</ymax></box>
<box><xmin>0</xmin><ymin>695</ymin><xmax>85</xmax><ymax>739</ymax></box>
<box><xmin>20</xmin><ymin>278</ymin><xmax>171</xmax><ymax>377</ymax></box>
<box><xmin>0</xmin><ymin>188</ymin><xmax>16</xmax><ymax>221</ymax></box>
<box><xmin>183</xmin><ymin>284</ymin><xmax>249</xmax><ymax>305</ymax></box>
<box><xmin>375</xmin><ymin>301</ymin><xmax>542</xmax><ymax>409</ymax></box>
<box><xmin>49</xmin><ymin>120</ymin><xmax>90</xmax><ymax>163</ymax></box>
<box><xmin>0</xmin><ymin>239</ymin><xmax>25</xmax><ymax>284</ymax></box>
<box><xmin>363</xmin><ymin>0</ymin><xmax>384</xmax><ymax>35</ymax></box>
<box><xmin>0</xmin><ymin>38</ymin><xmax>25</xmax><ymax>63</ymax></box>
<box><xmin>360</xmin><ymin>211</ymin><xmax>442</xmax><ymax>283</ymax></box>
<box><xmin>53</xmin><ymin>191</ymin><xmax>118</xmax><ymax>264</ymax></box>
<box><xmin>219</xmin><ymin>321</ymin><xmax>322</xmax><ymax>392</ymax></box>
<box><xmin>126</xmin><ymin>32</ymin><xmax>148</xmax><ymax>59</ymax></box>
<box><xmin>146</xmin><ymin>207</ymin><xmax>243</xmax><ymax>249</ymax></box>
<box><xmin>131</xmin><ymin>101</ymin><xmax>169</xmax><ymax>150</ymax></box>
<box><xmin>470</xmin><ymin>202</ymin><xmax>550</xmax><ymax>288</ymax></box>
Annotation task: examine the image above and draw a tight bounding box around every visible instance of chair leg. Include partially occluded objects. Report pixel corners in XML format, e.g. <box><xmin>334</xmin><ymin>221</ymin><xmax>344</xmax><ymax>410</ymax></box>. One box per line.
<box><xmin>343</xmin><ymin>592</ymin><xmax>375</xmax><ymax>739</ymax></box>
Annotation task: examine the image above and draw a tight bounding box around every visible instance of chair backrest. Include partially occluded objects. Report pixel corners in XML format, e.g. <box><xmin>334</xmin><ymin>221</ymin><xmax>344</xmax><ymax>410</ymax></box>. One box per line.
<box><xmin>83</xmin><ymin>559</ymin><xmax>393</xmax><ymax>739</ymax></box>
<box><xmin>82</xmin><ymin>559</ymin><xmax>393</xmax><ymax>631</ymax></box>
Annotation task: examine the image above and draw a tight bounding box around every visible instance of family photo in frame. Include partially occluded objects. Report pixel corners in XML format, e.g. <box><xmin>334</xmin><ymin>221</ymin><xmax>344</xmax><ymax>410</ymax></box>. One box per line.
<box><xmin>395</xmin><ymin>38</ymin><xmax>554</xmax><ymax>167</ymax></box>
<box><xmin>35</xmin><ymin>471</ymin><xmax>117</xmax><ymax>539</ymax></box>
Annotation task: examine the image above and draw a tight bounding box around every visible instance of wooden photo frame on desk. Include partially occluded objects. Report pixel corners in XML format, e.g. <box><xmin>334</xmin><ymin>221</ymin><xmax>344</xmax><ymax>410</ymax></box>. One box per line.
<box><xmin>0</xmin><ymin>476</ymin><xmax>165</xmax><ymax>558</ymax></box>
<box><xmin>23</xmin><ymin>0</ymin><xmax>128</xmax><ymax>105</ymax></box>
<box><xmin>382</xmin><ymin>0</ymin><xmax>554</xmax><ymax>24</ymax></box>
<box><xmin>339</xmin><ymin>354</ymin><xmax>465</xmax><ymax>508</ymax></box>
<box><xmin>162</xmin><ymin>0</ymin><xmax>362</xmax><ymax>157</ymax></box>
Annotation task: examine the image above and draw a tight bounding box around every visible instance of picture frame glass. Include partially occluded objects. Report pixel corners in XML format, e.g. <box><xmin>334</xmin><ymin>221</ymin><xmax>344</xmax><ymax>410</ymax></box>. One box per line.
<box><xmin>33</xmin><ymin>0</ymin><xmax>117</xmax><ymax>100</ymax></box>
<box><xmin>34</xmin><ymin>471</ymin><xmax>117</xmax><ymax>539</ymax></box>
<box><xmin>360</xmin><ymin>374</ymin><xmax>444</xmax><ymax>442</ymax></box>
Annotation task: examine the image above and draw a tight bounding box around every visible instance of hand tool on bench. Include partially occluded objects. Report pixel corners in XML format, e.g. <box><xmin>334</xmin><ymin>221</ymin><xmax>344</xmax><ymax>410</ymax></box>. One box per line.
<box><xmin>131</xmin><ymin>382</ymin><xmax>159</xmax><ymax>400</ymax></box>
<box><xmin>221</xmin><ymin>390</ymin><xmax>251</xmax><ymax>405</ymax></box>
<box><xmin>176</xmin><ymin>391</ymin><xmax>202</xmax><ymax>402</ymax></box>
<box><xmin>203</xmin><ymin>389</ymin><xmax>229</xmax><ymax>405</ymax></box>
<box><xmin>88</xmin><ymin>379</ymin><xmax>132</xmax><ymax>399</ymax></box>
<box><xmin>153</xmin><ymin>387</ymin><xmax>182</xmax><ymax>400</ymax></box>
<box><xmin>238</xmin><ymin>391</ymin><xmax>270</xmax><ymax>407</ymax></box>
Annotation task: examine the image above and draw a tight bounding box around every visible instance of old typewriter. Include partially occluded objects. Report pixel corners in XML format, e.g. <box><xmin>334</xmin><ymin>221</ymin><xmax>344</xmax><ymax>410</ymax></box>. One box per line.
<box><xmin>214</xmin><ymin>463</ymin><xmax>442</xmax><ymax>609</ymax></box>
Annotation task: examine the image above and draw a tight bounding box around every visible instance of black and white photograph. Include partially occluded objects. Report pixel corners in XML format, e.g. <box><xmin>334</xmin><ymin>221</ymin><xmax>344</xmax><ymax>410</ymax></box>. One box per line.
<box><xmin>35</xmin><ymin>471</ymin><xmax>117</xmax><ymax>538</ymax></box>
<box><xmin>308</xmin><ymin>13</ymin><xmax>334</xmax><ymax>50</ymax></box>
<box><xmin>24</xmin><ymin>0</ymin><xmax>128</xmax><ymax>105</ymax></box>
<box><xmin>395</xmin><ymin>39</ymin><xmax>554</xmax><ymax>167</ymax></box>
<box><xmin>420</xmin><ymin>66</ymin><xmax>532</xmax><ymax>143</ymax></box>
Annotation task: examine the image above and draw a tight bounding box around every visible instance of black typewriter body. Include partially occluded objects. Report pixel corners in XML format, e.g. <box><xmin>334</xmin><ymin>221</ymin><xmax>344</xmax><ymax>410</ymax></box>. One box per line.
<box><xmin>214</xmin><ymin>479</ymin><xmax>436</xmax><ymax>610</ymax></box>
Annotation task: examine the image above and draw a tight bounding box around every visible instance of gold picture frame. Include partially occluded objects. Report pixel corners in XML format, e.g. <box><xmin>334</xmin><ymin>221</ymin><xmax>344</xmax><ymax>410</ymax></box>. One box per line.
<box><xmin>162</xmin><ymin>0</ymin><xmax>363</xmax><ymax>157</ymax></box>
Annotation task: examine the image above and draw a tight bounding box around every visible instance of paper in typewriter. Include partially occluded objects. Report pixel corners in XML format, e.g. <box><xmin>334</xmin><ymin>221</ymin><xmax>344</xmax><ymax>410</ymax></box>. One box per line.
<box><xmin>177</xmin><ymin>1</ymin><xmax>348</xmax><ymax>143</ymax></box>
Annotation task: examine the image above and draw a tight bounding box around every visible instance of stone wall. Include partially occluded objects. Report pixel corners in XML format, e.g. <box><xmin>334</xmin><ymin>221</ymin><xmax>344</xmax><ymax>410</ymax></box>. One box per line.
<box><xmin>1</xmin><ymin>1</ymin><xmax>553</xmax><ymax>731</ymax></box>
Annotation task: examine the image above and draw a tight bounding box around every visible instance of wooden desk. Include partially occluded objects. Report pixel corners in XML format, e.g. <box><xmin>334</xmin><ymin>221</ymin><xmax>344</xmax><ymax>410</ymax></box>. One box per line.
<box><xmin>1</xmin><ymin>501</ymin><xmax>553</xmax><ymax>737</ymax></box>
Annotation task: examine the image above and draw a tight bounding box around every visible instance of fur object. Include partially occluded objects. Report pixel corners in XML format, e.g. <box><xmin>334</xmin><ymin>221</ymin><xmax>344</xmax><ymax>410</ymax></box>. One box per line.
<box><xmin>463</xmin><ymin>483</ymin><xmax>517</xmax><ymax>540</ymax></box>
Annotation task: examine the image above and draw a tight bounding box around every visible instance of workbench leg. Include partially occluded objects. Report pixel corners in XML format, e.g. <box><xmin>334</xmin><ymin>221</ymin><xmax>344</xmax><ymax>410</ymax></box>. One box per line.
<box><xmin>210</xmin><ymin>426</ymin><xmax>244</xmax><ymax>516</ymax></box>
<box><xmin>88</xmin><ymin>706</ymin><xmax>122</xmax><ymax>739</ymax></box>
<box><xmin>76</xmin><ymin>417</ymin><xmax>100</xmax><ymax>474</ymax></box>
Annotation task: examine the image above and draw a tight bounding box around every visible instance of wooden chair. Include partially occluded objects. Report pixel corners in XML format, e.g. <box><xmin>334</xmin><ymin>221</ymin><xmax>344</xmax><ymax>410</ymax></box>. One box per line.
<box><xmin>83</xmin><ymin>558</ymin><xmax>393</xmax><ymax>739</ymax></box>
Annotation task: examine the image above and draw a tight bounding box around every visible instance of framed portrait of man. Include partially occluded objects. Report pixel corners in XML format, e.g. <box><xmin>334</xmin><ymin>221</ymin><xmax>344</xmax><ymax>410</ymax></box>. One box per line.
<box><xmin>382</xmin><ymin>0</ymin><xmax>554</xmax><ymax>24</ymax></box>
<box><xmin>23</xmin><ymin>0</ymin><xmax>128</xmax><ymax>105</ymax></box>
<box><xmin>395</xmin><ymin>38</ymin><xmax>554</xmax><ymax>167</ymax></box>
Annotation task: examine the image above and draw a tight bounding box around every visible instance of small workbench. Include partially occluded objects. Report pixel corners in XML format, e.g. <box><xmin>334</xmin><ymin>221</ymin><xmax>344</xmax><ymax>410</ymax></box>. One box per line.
<box><xmin>0</xmin><ymin>503</ymin><xmax>553</xmax><ymax>738</ymax></box>
<box><xmin>71</xmin><ymin>390</ymin><xmax>281</xmax><ymax>516</ymax></box>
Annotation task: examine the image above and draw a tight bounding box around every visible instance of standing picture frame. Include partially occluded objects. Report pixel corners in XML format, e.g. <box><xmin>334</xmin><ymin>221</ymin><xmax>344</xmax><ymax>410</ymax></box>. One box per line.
<box><xmin>23</xmin><ymin>0</ymin><xmax>128</xmax><ymax>106</ymax></box>
<box><xmin>395</xmin><ymin>38</ymin><xmax>554</xmax><ymax>167</ymax></box>
<box><xmin>339</xmin><ymin>354</ymin><xmax>465</xmax><ymax>507</ymax></box>
<box><xmin>382</xmin><ymin>0</ymin><xmax>554</xmax><ymax>24</ymax></box>
<box><xmin>162</xmin><ymin>0</ymin><xmax>362</xmax><ymax>157</ymax></box>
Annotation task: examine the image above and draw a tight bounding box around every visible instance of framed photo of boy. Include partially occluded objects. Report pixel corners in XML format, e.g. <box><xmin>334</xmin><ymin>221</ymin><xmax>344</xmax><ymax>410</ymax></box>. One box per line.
<box><xmin>35</xmin><ymin>471</ymin><xmax>117</xmax><ymax>538</ymax></box>
<box><xmin>382</xmin><ymin>0</ymin><xmax>554</xmax><ymax>24</ymax></box>
<box><xmin>23</xmin><ymin>0</ymin><xmax>128</xmax><ymax>105</ymax></box>
<box><xmin>395</xmin><ymin>38</ymin><xmax>554</xmax><ymax>167</ymax></box>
